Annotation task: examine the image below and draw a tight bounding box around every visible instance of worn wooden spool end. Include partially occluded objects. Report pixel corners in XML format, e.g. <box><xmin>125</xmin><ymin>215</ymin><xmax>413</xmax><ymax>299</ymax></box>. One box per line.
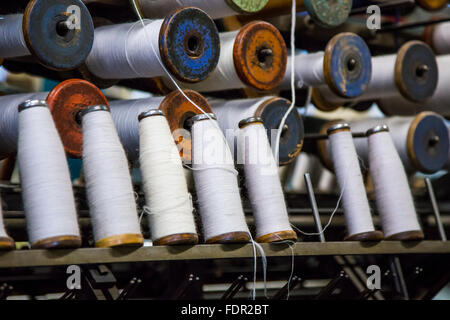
<box><xmin>324</xmin><ymin>33</ymin><xmax>372</xmax><ymax>99</ymax></box>
<box><xmin>233</xmin><ymin>21</ymin><xmax>287</xmax><ymax>91</ymax></box>
<box><xmin>159</xmin><ymin>7</ymin><xmax>220</xmax><ymax>83</ymax></box>
<box><xmin>256</xmin><ymin>230</ymin><xmax>298</xmax><ymax>243</ymax></box>
<box><xmin>47</xmin><ymin>79</ymin><xmax>109</xmax><ymax>158</ymax></box>
<box><xmin>31</xmin><ymin>235</ymin><xmax>82</xmax><ymax>249</ymax></box>
<box><xmin>159</xmin><ymin>90</ymin><xmax>212</xmax><ymax>163</ymax></box>
<box><xmin>254</xmin><ymin>97</ymin><xmax>304</xmax><ymax>166</ymax></box>
<box><xmin>0</xmin><ymin>236</ymin><xmax>15</xmax><ymax>250</ymax></box>
<box><xmin>415</xmin><ymin>0</ymin><xmax>448</xmax><ymax>11</ymax></box>
<box><xmin>95</xmin><ymin>233</ymin><xmax>144</xmax><ymax>248</ymax></box>
<box><xmin>206</xmin><ymin>232</ymin><xmax>251</xmax><ymax>244</ymax></box>
<box><xmin>394</xmin><ymin>41</ymin><xmax>438</xmax><ymax>103</ymax></box>
<box><xmin>23</xmin><ymin>0</ymin><xmax>94</xmax><ymax>70</ymax></box>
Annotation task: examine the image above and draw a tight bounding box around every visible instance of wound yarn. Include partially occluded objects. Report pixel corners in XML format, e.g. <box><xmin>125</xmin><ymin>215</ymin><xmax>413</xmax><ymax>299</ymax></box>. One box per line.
<box><xmin>81</xmin><ymin>106</ymin><xmax>143</xmax><ymax>247</ymax></box>
<box><xmin>0</xmin><ymin>14</ymin><xmax>30</xmax><ymax>58</ymax></box>
<box><xmin>139</xmin><ymin>111</ymin><xmax>197</xmax><ymax>242</ymax></box>
<box><xmin>18</xmin><ymin>100</ymin><xmax>80</xmax><ymax>247</ymax></box>
<box><xmin>85</xmin><ymin>20</ymin><xmax>165</xmax><ymax>79</ymax></box>
<box><xmin>191</xmin><ymin>116</ymin><xmax>249</xmax><ymax>241</ymax></box>
<box><xmin>327</xmin><ymin>124</ymin><xmax>378</xmax><ymax>238</ymax></box>
<box><xmin>367</xmin><ymin>126</ymin><xmax>423</xmax><ymax>239</ymax></box>
<box><xmin>238</xmin><ymin>120</ymin><xmax>294</xmax><ymax>240</ymax></box>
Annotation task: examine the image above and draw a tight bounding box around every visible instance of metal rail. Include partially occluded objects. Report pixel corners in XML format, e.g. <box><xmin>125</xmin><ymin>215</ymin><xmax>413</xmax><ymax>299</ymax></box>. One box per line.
<box><xmin>0</xmin><ymin>241</ymin><xmax>449</xmax><ymax>268</ymax></box>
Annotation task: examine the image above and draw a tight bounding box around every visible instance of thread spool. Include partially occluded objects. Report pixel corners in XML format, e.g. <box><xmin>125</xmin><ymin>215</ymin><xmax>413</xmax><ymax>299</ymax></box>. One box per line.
<box><xmin>133</xmin><ymin>0</ymin><xmax>268</xmax><ymax>19</ymax></box>
<box><xmin>190</xmin><ymin>113</ymin><xmax>250</xmax><ymax>243</ymax></box>
<box><xmin>377</xmin><ymin>55</ymin><xmax>450</xmax><ymax>117</ymax></box>
<box><xmin>318</xmin><ymin>112</ymin><xmax>449</xmax><ymax>174</ymax></box>
<box><xmin>424</xmin><ymin>21</ymin><xmax>450</xmax><ymax>54</ymax></box>
<box><xmin>366</xmin><ymin>125</ymin><xmax>424</xmax><ymax>240</ymax></box>
<box><xmin>238</xmin><ymin>117</ymin><xmax>297</xmax><ymax>242</ymax></box>
<box><xmin>327</xmin><ymin>123</ymin><xmax>383</xmax><ymax>241</ymax></box>
<box><xmin>173</xmin><ymin>21</ymin><xmax>287</xmax><ymax>92</ymax></box>
<box><xmin>138</xmin><ymin>110</ymin><xmax>198</xmax><ymax>245</ymax></box>
<box><xmin>18</xmin><ymin>100</ymin><xmax>81</xmax><ymax>249</ymax></box>
<box><xmin>81</xmin><ymin>105</ymin><xmax>143</xmax><ymax>248</ymax></box>
<box><xmin>0</xmin><ymin>0</ymin><xmax>94</xmax><ymax>70</ymax></box>
<box><xmin>109</xmin><ymin>90</ymin><xmax>212</xmax><ymax>162</ymax></box>
<box><xmin>210</xmin><ymin>97</ymin><xmax>304</xmax><ymax>165</ymax></box>
<box><xmin>282</xmin><ymin>33</ymin><xmax>372</xmax><ymax>101</ymax></box>
<box><xmin>238</xmin><ymin>0</ymin><xmax>352</xmax><ymax>28</ymax></box>
<box><xmin>84</xmin><ymin>7</ymin><xmax>220</xmax><ymax>83</ymax></box>
<box><xmin>313</xmin><ymin>41</ymin><xmax>438</xmax><ymax>111</ymax></box>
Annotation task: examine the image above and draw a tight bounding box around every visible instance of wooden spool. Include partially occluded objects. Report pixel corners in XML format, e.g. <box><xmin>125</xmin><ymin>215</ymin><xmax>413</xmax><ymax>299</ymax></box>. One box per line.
<box><xmin>0</xmin><ymin>236</ymin><xmax>15</xmax><ymax>250</ymax></box>
<box><xmin>158</xmin><ymin>90</ymin><xmax>213</xmax><ymax>163</ymax></box>
<box><xmin>22</xmin><ymin>0</ymin><xmax>94</xmax><ymax>70</ymax></box>
<box><xmin>233</xmin><ymin>21</ymin><xmax>287</xmax><ymax>91</ymax></box>
<box><xmin>415</xmin><ymin>0</ymin><xmax>448</xmax><ymax>11</ymax></box>
<box><xmin>47</xmin><ymin>79</ymin><xmax>109</xmax><ymax>158</ymax></box>
<box><xmin>159</xmin><ymin>7</ymin><xmax>220</xmax><ymax>83</ymax></box>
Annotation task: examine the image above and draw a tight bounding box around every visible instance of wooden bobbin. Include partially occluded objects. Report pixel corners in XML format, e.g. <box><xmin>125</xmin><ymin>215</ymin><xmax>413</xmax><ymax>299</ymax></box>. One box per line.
<box><xmin>323</xmin><ymin>33</ymin><xmax>372</xmax><ymax>98</ymax></box>
<box><xmin>256</xmin><ymin>230</ymin><xmax>298</xmax><ymax>243</ymax></box>
<box><xmin>0</xmin><ymin>236</ymin><xmax>15</xmax><ymax>250</ymax></box>
<box><xmin>158</xmin><ymin>90</ymin><xmax>213</xmax><ymax>163</ymax></box>
<box><xmin>316</xmin><ymin>120</ymin><xmax>342</xmax><ymax>171</ymax></box>
<box><xmin>233</xmin><ymin>21</ymin><xmax>287</xmax><ymax>91</ymax></box>
<box><xmin>31</xmin><ymin>235</ymin><xmax>82</xmax><ymax>249</ymax></box>
<box><xmin>159</xmin><ymin>7</ymin><xmax>220</xmax><ymax>83</ymax></box>
<box><xmin>406</xmin><ymin>112</ymin><xmax>449</xmax><ymax>173</ymax></box>
<box><xmin>385</xmin><ymin>230</ymin><xmax>424</xmax><ymax>241</ymax></box>
<box><xmin>415</xmin><ymin>0</ymin><xmax>447</xmax><ymax>11</ymax></box>
<box><xmin>96</xmin><ymin>233</ymin><xmax>144</xmax><ymax>248</ymax></box>
<box><xmin>311</xmin><ymin>88</ymin><xmax>342</xmax><ymax>112</ymax></box>
<box><xmin>46</xmin><ymin>79</ymin><xmax>109</xmax><ymax>158</ymax></box>
<box><xmin>239</xmin><ymin>0</ymin><xmax>351</xmax><ymax>28</ymax></box>
<box><xmin>153</xmin><ymin>233</ymin><xmax>199</xmax><ymax>246</ymax></box>
<box><xmin>254</xmin><ymin>97</ymin><xmax>304</xmax><ymax>165</ymax></box>
<box><xmin>206</xmin><ymin>232</ymin><xmax>251</xmax><ymax>244</ymax></box>
<box><xmin>394</xmin><ymin>41</ymin><xmax>438</xmax><ymax>103</ymax></box>
<box><xmin>23</xmin><ymin>0</ymin><xmax>94</xmax><ymax>70</ymax></box>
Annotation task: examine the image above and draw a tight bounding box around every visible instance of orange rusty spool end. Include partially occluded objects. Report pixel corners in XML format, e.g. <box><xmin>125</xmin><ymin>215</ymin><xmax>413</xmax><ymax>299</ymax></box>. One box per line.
<box><xmin>415</xmin><ymin>0</ymin><xmax>447</xmax><ymax>11</ymax></box>
<box><xmin>46</xmin><ymin>79</ymin><xmax>109</xmax><ymax>158</ymax></box>
<box><xmin>233</xmin><ymin>21</ymin><xmax>287</xmax><ymax>91</ymax></box>
<box><xmin>159</xmin><ymin>90</ymin><xmax>212</xmax><ymax>162</ymax></box>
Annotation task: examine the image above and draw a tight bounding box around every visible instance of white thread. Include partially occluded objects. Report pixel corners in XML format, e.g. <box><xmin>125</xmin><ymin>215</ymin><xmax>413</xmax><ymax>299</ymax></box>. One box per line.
<box><xmin>191</xmin><ymin>118</ymin><xmax>249</xmax><ymax>241</ymax></box>
<box><xmin>85</xmin><ymin>19</ymin><xmax>165</xmax><ymax>79</ymax></box>
<box><xmin>328</xmin><ymin>129</ymin><xmax>376</xmax><ymax>237</ymax></box>
<box><xmin>238</xmin><ymin>122</ymin><xmax>293</xmax><ymax>238</ymax></box>
<box><xmin>110</xmin><ymin>97</ymin><xmax>164</xmax><ymax>158</ymax></box>
<box><xmin>0</xmin><ymin>92</ymin><xmax>48</xmax><ymax>158</ymax></box>
<box><xmin>136</xmin><ymin>0</ymin><xmax>237</xmax><ymax>19</ymax></box>
<box><xmin>274</xmin><ymin>0</ymin><xmax>297</xmax><ymax>163</ymax></box>
<box><xmin>378</xmin><ymin>55</ymin><xmax>450</xmax><ymax>116</ymax></box>
<box><xmin>18</xmin><ymin>105</ymin><xmax>80</xmax><ymax>245</ymax></box>
<box><xmin>0</xmin><ymin>14</ymin><xmax>30</xmax><ymax>58</ymax></box>
<box><xmin>367</xmin><ymin>130</ymin><xmax>422</xmax><ymax>237</ymax></box>
<box><xmin>139</xmin><ymin>113</ymin><xmax>197</xmax><ymax>241</ymax></box>
<box><xmin>348</xmin><ymin>116</ymin><xmax>422</xmax><ymax>171</ymax></box>
<box><xmin>281</xmin><ymin>52</ymin><xmax>324</xmax><ymax>88</ymax></box>
<box><xmin>431</xmin><ymin>22</ymin><xmax>450</xmax><ymax>54</ymax></box>
<box><xmin>82</xmin><ymin>110</ymin><xmax>142</xmax><ymax>244</ymax></box>
<box><xmin>170</xmin><ymin>30</ymin><xmax>245</xmax><ymax>92</ymax></box>
<box><xmin>319</xmin><ymin>54</ymin><xmax>399</xmax><ymax>104</ymax></box>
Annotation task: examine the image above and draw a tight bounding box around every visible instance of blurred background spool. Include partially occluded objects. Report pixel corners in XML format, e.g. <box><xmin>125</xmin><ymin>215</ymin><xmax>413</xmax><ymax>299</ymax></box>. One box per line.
<box><xmin>173</xmin><ymin>21</ymin><xmax>287</xmax><ymax>92</ymax></box>
<box><xmin>84</xmin><ymin>7</ymin><xmax>220</xmax><ymax>83</ymax></box>
<box><xmin>81</xmin><ymin>105</ymin><xmax>143</xmax><ymax>248</ymax></box>
<box><xmin>377</xmin><ymin>55</ymin><xmax>450</xmax><ymax>118</ymax></box>
<box><xmin>366</xmin><ymin>125</ymin><xmax>424</xmax><ymax>240</ymax></box>
<box><xmin>317</xmin><ymin>112</ymin><xmax>449</xmax><ymax>174</ymax></box>
<box><xmin>109</xmin><ymin>90</ymin><xmax>212</xmax><ymax>162</ymax></box>
<box><xmin>131</xmin><ymin>0</ymin><xmax>269</xmax><ymax>19</ymax></box>
<box><xmin>0</xmin><ymin>0</ymin><xmax>94</xmax><ymax>70</ymax></box>
<box><xmin>238</xmin><ymin>117</ymin><xmax>297</xmax><ymax>242</ymax></box>
<box><xmin>327</xmin><ymin>123</ymin><xmax>382</xmax><ymax>241</ymax></box>
<box><xmin>138</xmin><ymin>109</ymin><xmax>198</xmax><ymax>245</ymax></box>
<box><xmin>18</xmin><ymin>100</ymin><xmax>81</xmax><ymax>249</ymax></box>
<box><xmin>189</xmin><ymin>113</ymin><xmax>250</xmax><ymax>243</ymax></box>
<box><xmin>210</xmin><ymin>97</ymin><xmax>304</xmax><ymax>166</ymax></box>
<box><xmin>237</xmin><ymin>0</ymin><xmax>352</xmax><ymax>29</ymax></box>
<box><xmin>424</xmin><ymin>21</ymin><xmax>450</xmax><ymax>55</ymax></box>
<box><xmin>281</xmin><ymin>33</ymin><xmax>372</xmax><ymax>110</ymax></box>
<box><xmin>312</xmin><ymin>41</ymin><xmax>438</xmax><ymax>110</ymax></box>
